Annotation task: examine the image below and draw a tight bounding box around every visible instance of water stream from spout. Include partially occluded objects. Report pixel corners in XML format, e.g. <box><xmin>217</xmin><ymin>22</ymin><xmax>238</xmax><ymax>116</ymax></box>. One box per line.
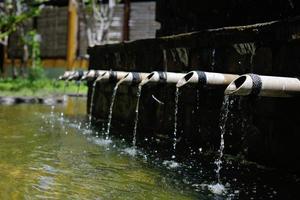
<box><xmin>211</xmin><ymin>48</ymin><xmax>216</xmax><ymax>71</ymax></box>
<box><xmin>76</xmin><ymin>80</ymin><xmax>82</xmax><ymax>129</ymax></box>
<box><xmin>106</xmin><ymin>84</ymin><xmax>119</xmax><ymax>139</ymax></box>
<box><xmin>63</xmin><ymin>80</ymin><xmax>67</xmax><ymax>94</ymax></box>
<box><xmin>59</xmin><ymin>80</ymin><xmax>68</xmax><ymax>131</ymax></box>
<box><xmin>89</xmin><ymin>81</ymin><xmax>97</xmax><ymax>124</ymax></box>
<box><xmin>54</xmin><ymin>79</ymin><xmax>66</xmax><ymax>133</ymax></box>
<box><xmin>215</xmin><ymin>95</ymin><xmax>230</xmax><ymax>183</ymax></box>
<box><xmin>76</xmin><ymin>80</ymin><xmax>81</xmax><ymax>96</ymax></box>
<box><xmin>196</xmin><ymin>89</ymin><xmax>201</xmax><ymax>133</ymax></box>
<box><xmin>132</xmin><ymin>84</ymin><xmax>142</xmax><ymax>148</ymax></box>
<box><xmin>172</xmin><ymin>87</ymin><xmax>180</xmax><ymax>159</ymax></box>
<box><xmin>49</xmin><ymin>80</ymin><xmax>59</xmax><ymax>128</ymax></box>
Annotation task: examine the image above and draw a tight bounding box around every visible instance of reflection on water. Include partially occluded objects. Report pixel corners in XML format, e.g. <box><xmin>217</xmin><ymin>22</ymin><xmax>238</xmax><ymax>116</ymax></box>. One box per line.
<box><xmin>0</xmin><ymin>97</ymin><xmax>199</xmax><ymax>200</ymax></box>
<box><xmin>0</xmin><ymin>97</ymin><xmax>299</xmax><ymax>199</ymax></box>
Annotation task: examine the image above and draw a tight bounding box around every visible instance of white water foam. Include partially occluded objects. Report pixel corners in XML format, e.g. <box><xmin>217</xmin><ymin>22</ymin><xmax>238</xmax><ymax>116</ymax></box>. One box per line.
<box><xmin>92</xmin><ymin>138</ymin><xmax>113</xmax><ymax>146</ymax></box>
<box><xmin>208</xmin><ymin>183</ymin><xmax>227</xmax><ymax>195</ymax></box>
<box><xmin>162</xmin><ymin>160</ymin><xmax>180</xmax><ymax>169</ymax></box>
<box><xmin>195</xmin><ymin>183</ymin><xmax>227</xmax><ymax>195</ymax></box>
<box><xmin>123</xmin><ymin>147</ymin><xmax>139</xmax><ymax>157</ymax></box>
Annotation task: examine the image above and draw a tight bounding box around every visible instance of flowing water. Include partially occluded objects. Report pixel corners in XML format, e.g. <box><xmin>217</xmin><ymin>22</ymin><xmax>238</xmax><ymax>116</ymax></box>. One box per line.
<box><xmin>0</xmin><ymin>98</ymin><xmax>199</xmax><ymax>199</ymax></box>
<box><xmin>211</xmin><ymin>48</ymin><xmax>216</xmax><ymax>71</ymax></box>
<box><xmin>76</xmin><ymin>80</ymin><xmax>81</xmax><ymax>97</ymax></box>
<box><xmin>0</xmin><ymin>97</ymin><xmax>299</xmax><ymax>199</ymax></box>
<box><xmin>204</xmin><ymin>95</ymin><xmax>231</xmax><ymax>195</ymax></box>
<box><xmin>132</xmin><ymin>85</ymin><xmax>142</xmax><ymax>148</ymax></box>
<box><xmin>75</xmin><ymin>80</ymin><xmax>82</xmax><ymax>129</ymax></box>
<box><xmin>106</xmin><ymin>84</ymin><xmax>119</xmax><ymax>139</ymax></box>
<box><xmin>196</xmin><ymin>89</ymin><xmax>201</xmax><ymax>134</ymax></box>
<box><xmin>172</xmin><ymin>87</ymin><xmax>180</xmax><ymax>159</ymax></box>
<box><xmin>215</xmin><ymin>95</ymin><xmax>230</xmax><ymax>183</ymax></box>
<box><xmin>63</xmin><ymin>80</ymin><xmax>67</xmax><ymax>94</ymax></box>
<box><xmin>89</xmin><ymin>81</ymin><xmax>97</xmax><ymax>124</ymax></box>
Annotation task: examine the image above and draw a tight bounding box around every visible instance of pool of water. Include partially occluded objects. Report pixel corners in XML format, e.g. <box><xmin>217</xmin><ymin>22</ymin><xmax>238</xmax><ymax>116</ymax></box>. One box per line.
<box><xmin>0</xmin><ymin>97</ymin><xmax>299</xmax><ymax>199</ymax></box>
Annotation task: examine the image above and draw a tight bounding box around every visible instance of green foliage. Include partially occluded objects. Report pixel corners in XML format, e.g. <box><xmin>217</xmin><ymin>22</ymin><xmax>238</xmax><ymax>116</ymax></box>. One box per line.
<box><xmin>0</xmin><ymin>78</ymin><xmax>87</xmax><ymax>97</ymax></box>
<box><xmin>0</xmin><ymin>0</ymin><xmax>45</xmax><ymax>80</ymax></box>
<box><xmin>25</xmin><ymin>30</ymin><xmax>44</xmax><ymax>81</ymax></box>
<box><xmin>0</xmin><ymin>0</ymin><xmax>44</xmax><ymax>40</ymax></box>
<box><xmin>28</xmin><ymin>65</ymin><xmax>45</xmax><ymax>82</ymax></box>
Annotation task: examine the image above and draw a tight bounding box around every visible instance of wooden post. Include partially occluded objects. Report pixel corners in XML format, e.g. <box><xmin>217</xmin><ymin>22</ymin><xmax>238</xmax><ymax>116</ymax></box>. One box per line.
<box><xmin>122</xmin><ymin>0</ymin><xmax>130</xmax><ymax>41</ymax></box>
<box><xmin>67</xmin><ymin>0</ymin><xmax>78</xmax><ymax>70</ymax></box>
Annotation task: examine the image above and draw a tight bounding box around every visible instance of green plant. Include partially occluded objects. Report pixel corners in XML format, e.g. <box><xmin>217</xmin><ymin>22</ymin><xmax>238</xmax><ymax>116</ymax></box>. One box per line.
<box><xmin>0</xmin><ymin>78</ymin><xmax>88</xmax><ymax>97</ymax></box>
<box><xmin>0</xmin><ymin>0</ymin><xmax>44</xmax><ymax>40</ymax></box>
<box><xmin>25</xmin><ymin>30</ymin><xmax>44</xmax><ymax>81</ymax></box>
<box><xmin>0</xmin><ymin>0</ymin><xmax>45</xmax><ymax>80</ymax></box>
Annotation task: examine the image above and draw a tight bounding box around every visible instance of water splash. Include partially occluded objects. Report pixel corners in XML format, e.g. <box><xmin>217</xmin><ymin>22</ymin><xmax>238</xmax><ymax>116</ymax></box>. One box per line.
<box><xmin>106</xmin><ymin>84</ymin><xmax>119</xmax><ymax>139</ymax></box>
<box><xmin>132</xmin><ymin>85</ymin><xmax>142</xmax><ymax>148</ymax></box>
<box><xmin>59</xmin><ymin>112</ymin><xmax>67</xmax><ymax>134</ymax></box>
<box><xmin>61</xmin><ymin>81</ymin><xmax>68</xmax><ymax>121</ymax></box>
<box><xmin>123</xmin><ymin>147</ymin><xmax>138</xmax><ymax>157</ymax></box>
<box><xmin>205</xmin><ymin>183</ymin><xmax>227</xmax><ymax>195</ymax></box>
<box><xmin>49</xmin><ymin>80</ymin><xmax>59</xmax><ymax>129</ymax></box>
<box><xmin>91</xmin><ymin>137</ymin><xmax>112</xmax><ymax>146</ymax></box>
<box><xmin>89</xmin><ymin>81</ymin><xmax>97</xmax><ymax>124</ymax></box>
<box><xmin>163</xmin><ymin>160</ymin><xmax>180</xmax><ymax>169</ymax></box>
<box><xmin>172</xmin><ymin>87</ymin><xmax>180</xmax><ymax>159</ymax></box>
<box><xmin>50</xmin><ymin>105</ymin><xmax>55</xmax><ymax>129</ymax></box>
<box><xmin>215</xmin><ymin>95</ymin><xmax>230</xmax><ymax>183</ymax></box>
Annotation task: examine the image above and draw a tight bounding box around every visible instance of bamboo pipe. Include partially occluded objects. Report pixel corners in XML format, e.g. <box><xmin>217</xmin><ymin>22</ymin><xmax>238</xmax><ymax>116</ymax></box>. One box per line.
<box><xmin>176</xmin><ymin>71</ymin><xmax>239</xmax><ymax>88</ymax></box>
<box><xmin>81</xmin><ymin>70</ymin><xmax>107</xmax><ymax>81</ymax></box>
<box><xmin>81</xmin><ymin>70</ymin><xmax>127</xmax><ymax>84</ymax></box>
<box><xmin>225</xmin><ymin>74</ymin><xmax>300</xmax><ymax>97</ymax></box>
<box><xmin>81</xmin><ymin>70</ymin><xmax>148</xmax><ymax>84</ymax></box>
<box><xmin>67</xmin><ymin>70</ymin><xmax>86</xmax><ymax>81</ymax></box>
<box><xmin>139</xmin><ymin>71</ymin><xmax>186</xmax><ymax>86</ymax></box>
<box><xmin>58</xmin><ymin>71</ymin><xmax>74</xmax><ymax>80</ymax></box>
<box><xmin>58</xmin><ymin>70</ymin><xmax>130</xmax><ymax>82</ymax></box>
<box><xmin>116</xmin><ymin>72</ymin><xmax>150</xmax><ymax>86</ymax></box>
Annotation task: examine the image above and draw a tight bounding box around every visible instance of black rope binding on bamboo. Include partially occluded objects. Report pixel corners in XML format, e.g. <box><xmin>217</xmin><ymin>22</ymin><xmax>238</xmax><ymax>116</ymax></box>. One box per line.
<box><xmin>78</xmin><ymin>70</ymin><xmax>84</xmax><ymax>77</ymax></box>
<box><xmin>109</xmin><ymin>70</ymin><xmax>117</xmax><ymax>82</ymax></box>
<box><xmin>75</xmin><ymin>70</ymin><xmax>84</xmax><ymax>81</ymax></box>
<box><xmin>248</xmin><ymin>73</ymin><xmax>262</xmax><ymax>96</ymax></box>
<box><xmin>157</xmin><ymin>71</ymin><xmax>167</xmax><ymax>83</ymax></box>
<box><xmin>195</xmin><ymin>71</ymin><xmax>207</xmax><ymax>86</ymax></box>
<box><xmin>131</xmin><ymin>72</ymin><xmax>141</xmax><ymax>84</ymax></box>
<box><xmin>94</xmin><ymin>70</ymin><xmax>100</xmax><ymax>79</ymax></box>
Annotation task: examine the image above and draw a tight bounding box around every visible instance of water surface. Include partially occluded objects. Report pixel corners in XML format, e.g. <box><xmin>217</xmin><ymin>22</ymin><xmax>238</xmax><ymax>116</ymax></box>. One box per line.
<box><xmin>0</xmin><ymin>98</ymin><xmax>199</xmax><ymax>200</ymax></box>
<box><xmin>0</xmin><ymin>97</ymin><xmax>299</xmax><ymax>199</ymax></box>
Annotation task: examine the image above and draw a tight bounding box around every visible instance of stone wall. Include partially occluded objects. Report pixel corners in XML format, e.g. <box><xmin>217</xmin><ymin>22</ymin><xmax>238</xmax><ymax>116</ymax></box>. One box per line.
<box><xmin>88</xmin><ymin>18</ymin><xmax>300</xmax><ymax>173</ymax></box>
